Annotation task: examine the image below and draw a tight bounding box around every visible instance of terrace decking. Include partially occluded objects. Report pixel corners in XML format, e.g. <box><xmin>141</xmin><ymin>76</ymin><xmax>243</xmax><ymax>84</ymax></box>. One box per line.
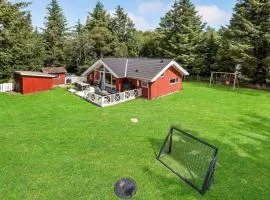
<box><xmin>69</xmin><ymin>87</ymin><xmax>142</xmax><ymax>107</ymax></box>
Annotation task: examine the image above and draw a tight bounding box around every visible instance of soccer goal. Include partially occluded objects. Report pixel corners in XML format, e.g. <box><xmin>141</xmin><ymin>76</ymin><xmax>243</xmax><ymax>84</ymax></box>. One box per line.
<box><xmin>157</xmin><ymin>127</ymin><xmax>218</xmax><ymax>194</ymax></box>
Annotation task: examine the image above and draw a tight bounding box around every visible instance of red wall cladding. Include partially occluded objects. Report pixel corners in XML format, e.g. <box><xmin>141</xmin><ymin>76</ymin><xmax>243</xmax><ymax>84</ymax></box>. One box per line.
<box><xmin>149</xmin><ymin>66</ymin><xmax>183</xmax><ymax>99</ymax></box>
<box><xmin>19</xmin><ymin>76</ymin><xmax>53</xmax><ymax>94</ymax></box>
<box><xmin>52</xmin><ymin>73</ymin><xmax>65</xmax><ymax>85</ymax></box>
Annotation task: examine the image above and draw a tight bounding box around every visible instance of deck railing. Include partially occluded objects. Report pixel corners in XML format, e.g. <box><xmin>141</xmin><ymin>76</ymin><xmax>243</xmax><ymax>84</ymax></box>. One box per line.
<box><xmin>84</xmin><ymin>88</ymin><xmax>142</xmax><ymax>107</ymax></box>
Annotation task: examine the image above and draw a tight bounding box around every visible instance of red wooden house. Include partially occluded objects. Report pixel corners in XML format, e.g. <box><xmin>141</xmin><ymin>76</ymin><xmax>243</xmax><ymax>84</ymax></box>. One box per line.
<box><xmin>82</xmin><ymin>58</ymin><xmax>189</xmax><ymax>100</ymax></box>
<box><xmin>14</xmin><ymin>71</ymin><xmax>55</xmax><ymax>94</ymax></box>
<box><xmin>42</xmin><ymin>67</ymin><xmax>67</xmax><ymax>85</ymax></box>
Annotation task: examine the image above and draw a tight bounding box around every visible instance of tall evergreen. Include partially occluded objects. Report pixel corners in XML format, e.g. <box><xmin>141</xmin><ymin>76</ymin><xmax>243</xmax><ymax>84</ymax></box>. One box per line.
<box><xmin>224</xmin><ymin>0</ymin><xmax>270</xmax><ymax>85</ymax></box>
<box><xmin>140</xmin><ymin>31</ymin><xmax>163</xmax><ymax>58</ymax></box>
<box><xmin>110</xmin><ymin>6</ymin><xmax>139</xmax><ymax>56</ymax></box>
<box><xmin>43</xmin><ymin>0</ymin><xmax>66</xmax><ymax>66</ymax></box>
<box><xmin>75</xmin><ymin>19</ymin><xmax>83</xmax><ymax>34</ymax></box>
<box><xmin>0</xmin><ymin>0</ymin><xmax>45</xmax><ymax>80</ymax></box>
<box><xmin>85</xmin><ymin>1</ymin><xmax>110</xmax><ymax>31</ymax></box>
<box><xmin>84</xmin><ymin>1</ymin><xmax>119</xmax><ymax>58</ymax></box>
<box><xmin>196</xmin><ymin>27</ymin><xmax>221</xmax><ymax>76</ymax></box>
<box><xmin>159</xmin><ymin>0</ymin><xmax>204</xmax><ymax>72</ymax></box>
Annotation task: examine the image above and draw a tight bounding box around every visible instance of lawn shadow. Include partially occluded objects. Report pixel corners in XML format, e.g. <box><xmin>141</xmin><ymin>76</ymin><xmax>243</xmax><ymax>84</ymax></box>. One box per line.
<box><xmin>228</xmin><ymin>113</ymin><xmax>270</xmax><ymax>159</ymax></box>
<box><xmin>208</xmin><ymin>84</ymin><xmax>267</xmax><ymax>97</ymax></box>
<box><xmin>141</xmin><ymin>166</ymin><xmax>202</xmax><ymax>199</ymax></box>
<box><xmin>147</xmin><ymin>122</ymin><xmax>270</xmax><ymax>199</ymax></box>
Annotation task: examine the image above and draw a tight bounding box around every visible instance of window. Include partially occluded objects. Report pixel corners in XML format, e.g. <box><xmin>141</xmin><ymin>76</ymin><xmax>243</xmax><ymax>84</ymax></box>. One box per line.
<box><xmin>141</xmin><ymin>81</ymin><xmax>148</xmax><ymax>88</ymax></box>
<box><xmin>170</xmin><ymin>78</ymin><xmax>179</xmax><ymax>84</ymax></box>
<box><xmin>105</xmin><ymin>73</ymin><xmax>111</xmax><ymax>85</ymax></box>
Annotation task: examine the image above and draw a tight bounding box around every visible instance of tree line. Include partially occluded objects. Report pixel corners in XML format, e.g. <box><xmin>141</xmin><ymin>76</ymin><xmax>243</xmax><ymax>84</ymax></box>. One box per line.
<box><xmin>0</xmin><ymin>0</ymin><xmax>269</xmax><ymax>86</ymax></box>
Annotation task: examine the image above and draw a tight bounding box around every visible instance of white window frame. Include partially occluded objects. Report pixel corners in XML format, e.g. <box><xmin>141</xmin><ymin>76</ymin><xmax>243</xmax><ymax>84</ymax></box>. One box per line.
<box><xmin>141</xmin><ymin>81</ymin><xmax>148</xmax><ymax>88</ymax></box>
<box><xmin>169</xmin><ymin>78</ymin><xmax>179</xmax><ymax>85</ymax></box>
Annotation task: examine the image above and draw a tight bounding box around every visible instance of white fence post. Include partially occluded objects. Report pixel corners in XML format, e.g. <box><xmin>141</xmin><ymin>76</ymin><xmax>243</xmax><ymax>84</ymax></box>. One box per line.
<box><xmin>80</xmin><ymin>88</ymin><xmax>142</xmax><ymax>107</ymax></box>
<box><xmin>0</xmin><ymin>83</ymin><xmax>14</xmax><ymax>92</ymax></box>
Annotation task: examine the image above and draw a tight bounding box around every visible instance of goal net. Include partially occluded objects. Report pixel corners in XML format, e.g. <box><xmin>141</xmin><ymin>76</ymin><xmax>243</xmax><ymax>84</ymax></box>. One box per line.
<box><xmin>157</xmin><ymin>127</ymin><xmax>218</xmax><ymax>194</ymax></box>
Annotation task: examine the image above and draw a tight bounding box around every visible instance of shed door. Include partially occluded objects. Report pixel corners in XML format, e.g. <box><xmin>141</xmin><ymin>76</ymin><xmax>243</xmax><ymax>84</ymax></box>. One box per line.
<box><xmin>15</xmin><ymin>78</ymin><xmax>22</xmax><ymax>92</ymax></box>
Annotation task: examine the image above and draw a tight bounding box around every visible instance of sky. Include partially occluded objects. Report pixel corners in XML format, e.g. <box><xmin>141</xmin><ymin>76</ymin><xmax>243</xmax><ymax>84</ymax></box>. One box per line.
<box><xmin>11</xmin><ymin>0</ymin><xmax>236</xmax><ymax>31</ymax></box>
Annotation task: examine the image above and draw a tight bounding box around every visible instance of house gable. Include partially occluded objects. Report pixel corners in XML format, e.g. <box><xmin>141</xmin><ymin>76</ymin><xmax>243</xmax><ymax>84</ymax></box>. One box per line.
<box><xmin>82</xmin><ymin>60</ymin><xmax>119</xmax><ymax>78</ymax></box>
<box><xmin>149</xmin><ymin>66</ymin><xmax>183</xmax><ymax>99</ymax></box>
<box><xmin>150</xmin><ymin>60</ymin><xmax>189</xmax><ymax>82</ymax></box>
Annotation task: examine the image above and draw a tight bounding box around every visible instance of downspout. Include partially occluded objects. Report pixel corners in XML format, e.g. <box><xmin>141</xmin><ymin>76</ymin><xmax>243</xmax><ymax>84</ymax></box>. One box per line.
<box><xmin>148</xmin><ymin>82</ymin><xmax>150</xmax><ymax>100</ymax></box>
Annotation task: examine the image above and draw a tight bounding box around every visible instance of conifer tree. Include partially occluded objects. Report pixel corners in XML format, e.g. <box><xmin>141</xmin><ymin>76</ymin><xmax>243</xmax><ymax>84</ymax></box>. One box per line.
<box><xmin>85</xmin><ymin>1</ymin><xmax>110</xmax><ymax>31</ymax></box>
<box><xmin>159</xmin><ymin>0</ymin><xmax>204</xmax><ymax>72</ymax></box>
<box><xmin>43</xmin><ymin>0</ymin><xmax>67</xmax><ymax>66</ymax></box>
<box><xmin>0</xmin><ymin>1</ymin><xmax>45</xmax><ymax>80</ymax></box>
<box><xmin>140</xmin><ymin>31</ymin><xmax>163</xmax><ymax>58</ymax></box>
<box><xmin>84</xmin><ymin>1</ymin><xmax>119</xmax><ymax>58</ymax></box>
<box><xmin>110</xmin><ymin>6</ymin><xmax>139</xmax><ymax>56</ymax></box>
<box><xmin>196</xmin><ymin>27</ymin><xmax>221</xmax><ymax>76</ymax></box>
<box><xmin>224</xmin><ymin>0</ymin><xmax>270</xmax><ymax>85</ymax></box>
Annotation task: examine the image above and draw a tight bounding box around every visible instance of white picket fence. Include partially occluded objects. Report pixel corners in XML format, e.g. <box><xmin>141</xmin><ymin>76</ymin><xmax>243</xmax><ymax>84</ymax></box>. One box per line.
<box><xmin>0</xmin><ymin>83</ymin><xmax>14</xmax><ymax>92</ymax></box>
<box><xmin>84</xmin><ymin>88</ymin><xmax>142</xmax><ymax>107</ymax></box>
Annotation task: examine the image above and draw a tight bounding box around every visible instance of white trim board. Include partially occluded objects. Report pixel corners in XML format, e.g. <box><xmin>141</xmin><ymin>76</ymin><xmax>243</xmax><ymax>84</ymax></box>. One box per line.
<box><xmin>81</xmin><ymin>60</ymin><xmax>119</xmax><ymax>78</ymax></box>
<box><xmin>150</xmin><ymin>60</ymin><xmax>189</xmax><ymax>82</ymax></box>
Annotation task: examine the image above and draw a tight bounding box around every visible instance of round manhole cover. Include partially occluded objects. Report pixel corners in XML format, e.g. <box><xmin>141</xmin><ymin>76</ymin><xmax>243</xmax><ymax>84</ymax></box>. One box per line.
<box><xmin>114</xmin><ymin>178</ymin><xmax>137</xmax><ymax>199</ymax></box>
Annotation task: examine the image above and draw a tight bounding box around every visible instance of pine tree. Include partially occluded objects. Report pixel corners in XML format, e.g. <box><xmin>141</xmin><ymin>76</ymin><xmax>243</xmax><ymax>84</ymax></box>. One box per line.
<box><xmin>110</xmin><ymin>6</ymin><xmax>138</xmax><ymax>56</ymax></box>
<box><xmin>89</xmin><ymin>26</ymin><xmax>118</xmax><ymax>58</ymax></box>
<box><xmin>43</xmin><ymin>0</ymin><xmax>66</xmax><ymax>66</ymax></box>
<box><xmin>85</xmin><ymin>1</ymin><xmax>110</xmax><ymax>31</ymax></box>
<box><xmin>64</xmin><ymin>19</ymin><xmax>95</xmax><ymax>73</ymax></box>
<box><xmin>196</xmin><ymin>27</ymin><xmax>221</xmax><ymax>76</ymax></box>
<box><xmin>0</xmin><ymin>1</ymin><xmax>45</xmax><ymax>80</ymax></box>
<box><xmin>159</xmin><ymin>0</ymin><xmax>204</xmax><ymax>72</ymax></box>
<box><xmin>140</xmin><ymin>31</ymin><xmax>163</xmax><ymax>58</ymax></box>
<box><xmin>75</xmin><ymin>19</ymin><xmax>83</xmax><ymax>34</ymax></box>
<box><xmin>84</xmin><ymin>1</ymin><xmax>119</xmax><ymax>58</ymax></box>
<box><xmin>224</xmin><ymin>0</ymin><xmax>270</xmax><ymax>85</ymax></box>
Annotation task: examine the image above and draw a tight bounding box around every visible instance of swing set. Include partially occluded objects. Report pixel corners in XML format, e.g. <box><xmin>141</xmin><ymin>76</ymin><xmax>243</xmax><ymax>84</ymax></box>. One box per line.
<box><xmin>209</xmin><ymin>71</ymin><xmax>240</xmax><ymax>90</ymax></box>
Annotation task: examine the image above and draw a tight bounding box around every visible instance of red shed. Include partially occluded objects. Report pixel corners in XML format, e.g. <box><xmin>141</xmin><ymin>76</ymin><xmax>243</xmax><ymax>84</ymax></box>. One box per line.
<box><xmin>14</xmin><ymin>71</ymin><xmax>54</xmax><ymax>94</ymax></box>
<box><xmin>42</xmin><ymin>67</ymin><xmax>67</xmax><ymax>85</ymax></box>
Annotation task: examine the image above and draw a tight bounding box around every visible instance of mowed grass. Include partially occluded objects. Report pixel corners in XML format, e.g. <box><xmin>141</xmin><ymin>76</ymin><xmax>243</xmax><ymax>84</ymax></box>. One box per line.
<box><xmin>0</xmin><ymin>82</ymin><xmax>269</xmax><ymax>200</ymax></box>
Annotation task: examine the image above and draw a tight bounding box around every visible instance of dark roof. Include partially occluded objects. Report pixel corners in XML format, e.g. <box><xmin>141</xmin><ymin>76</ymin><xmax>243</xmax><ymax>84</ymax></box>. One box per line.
<box><xmin>101</xmin><ymin>58</ymin><xmax>171</xmax><ymax>80</ymax></box>
<box><xmin>101</xmin><ymin>58</ymin><xmax>127</xmax><ymax>78</ymax></box>
<box><xmin>14</xmin><ymin>71</ymin><xmax>55</xmax><ymax>78</ymax></box>
<box><xmin>42</xmin><ymin>67</ymin><xmax>67</xmax><ymax>74</ymax></box>
<box><xmin>126</xmin><ymin>58</ymin><xmax>171</xmax><ymax>80</ymax></box>
<box><xmin>82</xmin><ymin>58</ymin><xmax>189</xmax><ymax>81</ymax></box>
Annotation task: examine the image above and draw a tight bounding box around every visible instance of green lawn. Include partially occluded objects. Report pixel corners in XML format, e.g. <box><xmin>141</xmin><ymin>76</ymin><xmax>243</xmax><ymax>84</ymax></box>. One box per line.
<box><xmin>0</xmin><ymin>82</ymin><xmax>269</xmax><ymax>200</ymax></box>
